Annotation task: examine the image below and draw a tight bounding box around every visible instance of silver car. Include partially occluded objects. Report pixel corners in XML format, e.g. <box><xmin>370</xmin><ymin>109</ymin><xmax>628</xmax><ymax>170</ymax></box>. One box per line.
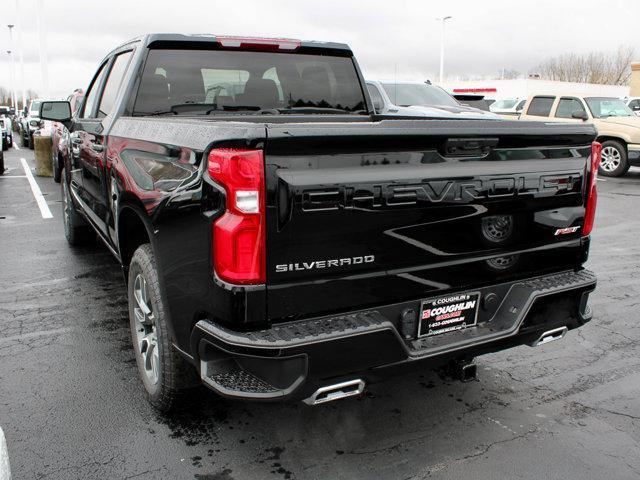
<box><xmin>366</xmin><ymin>80</ymin><xmax>500</xmax><ymax>119</ymax></box>
<box><xmin>19</xmin><ymin>100</ymin><xmax>42</xmax><ymax>149</ymax></box>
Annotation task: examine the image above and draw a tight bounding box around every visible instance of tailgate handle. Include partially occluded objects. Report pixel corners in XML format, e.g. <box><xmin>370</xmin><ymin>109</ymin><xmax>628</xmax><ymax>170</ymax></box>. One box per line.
<box><xmin>442</xmin><ymin>137</ymin><xmax>498</xmax><ymax>158</ymax></box>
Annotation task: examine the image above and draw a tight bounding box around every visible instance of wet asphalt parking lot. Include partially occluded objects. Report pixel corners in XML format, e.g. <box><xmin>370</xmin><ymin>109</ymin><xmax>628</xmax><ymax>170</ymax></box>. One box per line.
<box><xmin>0</xmin><ymin>145</ymin><xmax>639</xmax><ymax>480</ymax></box>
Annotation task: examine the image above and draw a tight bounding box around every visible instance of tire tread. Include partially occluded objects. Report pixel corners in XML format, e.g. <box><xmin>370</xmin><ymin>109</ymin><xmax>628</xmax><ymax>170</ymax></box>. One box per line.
<box><xmin>129</xmin><ymin>244</ymin><xmax>198</xmax><ymax>412</ymax></box>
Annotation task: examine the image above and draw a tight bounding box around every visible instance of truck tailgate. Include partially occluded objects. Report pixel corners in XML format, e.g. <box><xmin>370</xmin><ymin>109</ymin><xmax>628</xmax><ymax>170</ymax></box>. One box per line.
<box><xmin>263</xmin><ymin>120</ymin><xmax>596</xmax><ymax>322</ymax></box>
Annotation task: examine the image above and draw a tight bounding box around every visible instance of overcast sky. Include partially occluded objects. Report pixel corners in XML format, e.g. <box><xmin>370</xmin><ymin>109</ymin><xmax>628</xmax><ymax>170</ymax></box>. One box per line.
<box><xmin>1</xmin><ymin>0</ymin><xmax>639</xmax><ymax>99</ymax></box>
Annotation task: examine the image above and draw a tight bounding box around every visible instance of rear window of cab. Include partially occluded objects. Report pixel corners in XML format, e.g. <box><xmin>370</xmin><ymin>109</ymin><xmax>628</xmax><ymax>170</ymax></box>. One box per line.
<box><xmin>133</xmin><ymin>49</ymin><xmax>367</xmax><ymax>116</ymax></box>
<box><xmin>526</xmin><ymin>96</ymin><xmax>555</xmax><ymax>117</ymax></box>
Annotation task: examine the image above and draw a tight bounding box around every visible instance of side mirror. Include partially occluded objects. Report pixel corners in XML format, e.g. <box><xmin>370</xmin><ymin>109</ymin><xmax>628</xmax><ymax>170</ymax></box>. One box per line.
<box><xmin>40</xmin><ymin>101</ymin><xmax>73</xmax><ymax>129</ymax></box>
<box><xmin>372</xmin><ymin>100</ymin><xmax>383</xmax><ymax>113</ymax></box>
<box><xmin>571</xmin><ymin>110</ymin><xmax>588</xmax><ymax>121</ymax></box>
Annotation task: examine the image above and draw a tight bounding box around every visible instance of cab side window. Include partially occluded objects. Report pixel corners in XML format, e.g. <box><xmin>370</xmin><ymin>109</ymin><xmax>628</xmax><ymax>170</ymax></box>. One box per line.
<box><xmin>367</xmin><ymin>84</ymin><xmax>384</xmax><ymax>113</ymax></box>
<box><xmin>555</xmin><ymin>98</ymin><xmax>586</xmax><ymax>118</ymax></box>
<box><xmin>526</xmin><ymin>96</ymin><xmax>555</xmax><ymax>117</ymax></box>
<box><xmin>81</xmin><ymin>62</ymin><xmax>109</xmax><ymax>119</ymax></box>
<box><xmin>97</xmin><ymin>51</ymin><xmax>134</xmax><ymax>119</ymax></box>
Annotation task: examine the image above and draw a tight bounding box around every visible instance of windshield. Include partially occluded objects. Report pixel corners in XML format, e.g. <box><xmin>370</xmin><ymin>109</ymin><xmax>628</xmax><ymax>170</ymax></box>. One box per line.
<box><xmin>30</xmin><ymin>101</ymin><xmax>41</xmax><ymax>114</ymax></box>
<box><xmin>381</xmin><ymin>83</ymin><xmax>458</xmax><ymax>108</ymax></box>
<box><xmin>490</xmin><ymin>99</ymin><xmax>518</xmax><ymax>111</ymax></box>
<box><xmin>585</xmin><ymin>97</ymin><xmax>634</xmax><ymax>118</ymax></box>
<box><xmin>133</xmin><ymin>49</ymin><xmax>367</xmax><ymax>116</ymax></box>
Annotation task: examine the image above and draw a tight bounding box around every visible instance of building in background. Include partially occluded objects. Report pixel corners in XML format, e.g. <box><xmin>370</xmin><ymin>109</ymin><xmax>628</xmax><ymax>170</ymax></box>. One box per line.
<box><xmin>442</xmin><ymin>79</ymin><xmax>629</xmax><ymax>101</ymax></box>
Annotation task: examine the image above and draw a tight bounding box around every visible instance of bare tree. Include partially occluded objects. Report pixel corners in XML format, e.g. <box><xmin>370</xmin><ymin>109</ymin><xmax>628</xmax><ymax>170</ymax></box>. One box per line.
<box><xmin>0</xmin><ymin>87</ymin><xmax>40</xmax><ymax>109</ymax></box>
<box><xmin>496</xmin><ymin>69</ymin><xmax>520</xmax><ymax>80</ymax></box>
<box><xmin>0</xmin><ymin>86</ymin><xmax>11</xmax><ymax>105</ymax></box>
<box><xmin>536</xmin><ymin>46</ymin><xmax>635</xmax><ymax>85</ymax></box>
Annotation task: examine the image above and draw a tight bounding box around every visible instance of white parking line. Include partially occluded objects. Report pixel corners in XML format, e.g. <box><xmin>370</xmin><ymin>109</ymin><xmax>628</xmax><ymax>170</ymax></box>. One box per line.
<box><xmin>12</xmin><ymin>142</ymin><xmax>19</xmax><ymax>150</ymax></box>
<box><xmin>0</xmin><ymin>175</ymin><xmax>27</xmax><ymax>179</ymax></box>
<box><xmin>20</xmin><ymin>157</ymin><xmax>53</xmax><ymax>219</ymax></box>
<box><xmin>0</xmin><ymin>426</ymin><xmax>11</xmax><ymax>480</ymax></box>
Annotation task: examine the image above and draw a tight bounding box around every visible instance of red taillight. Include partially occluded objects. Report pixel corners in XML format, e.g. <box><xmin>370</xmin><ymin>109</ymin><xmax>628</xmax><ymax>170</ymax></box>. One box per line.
<box><xmin>216</xmin><ymin>36</ymin><xmax>300</xmax><ymax>52</ymax></box>
<box><xmin>583</xmin><ymin>141</ymin><xmax>601</xmax><ymax>236</ymax></box>
<box><xmin>208</xmin><ymin>148</ymin><xmax>265</xmax><ymax>284</ymax></box>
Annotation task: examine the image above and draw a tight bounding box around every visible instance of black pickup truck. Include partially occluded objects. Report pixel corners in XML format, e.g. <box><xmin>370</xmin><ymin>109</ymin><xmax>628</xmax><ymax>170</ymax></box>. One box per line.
<box><xmin>40</xmin><ymin>34</ymin><xmax>599</xmax><ymax>411</ymax></box>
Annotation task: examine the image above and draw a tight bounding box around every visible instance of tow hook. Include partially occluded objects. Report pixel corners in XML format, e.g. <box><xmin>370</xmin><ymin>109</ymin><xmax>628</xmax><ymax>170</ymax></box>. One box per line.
<box><xmin>449</xmin><ymin>358</ymin><xmax>477</xmax><ymax>382</ymax></box>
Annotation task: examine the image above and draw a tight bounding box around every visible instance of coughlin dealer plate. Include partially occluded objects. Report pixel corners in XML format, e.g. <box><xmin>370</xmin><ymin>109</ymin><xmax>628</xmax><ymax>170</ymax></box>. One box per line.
<box><xmin>418</xmin><ymin>292</ymin><xmax>480</xmax><ymax>337</ymax></box>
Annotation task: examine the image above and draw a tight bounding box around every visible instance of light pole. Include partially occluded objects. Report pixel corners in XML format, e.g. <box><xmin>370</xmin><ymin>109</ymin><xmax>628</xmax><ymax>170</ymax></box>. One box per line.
<box><xmin>437</xmin><ymin>16</ymin><xmax>452</xmax><ymax>85</ymax></box>
<box><xmin>14</xmin><ymin>0</ymin><xmax>26</xmax><ymax>109</ymax></box>
<box><xmin>7</xmin><ymin>25</ymin><xmax>17</xmax><ymax>110</ymax></box>
<box><xmin>35</xmin><ymin>0</ymin><xmax>50</xmax><ymax>98</ymax></box>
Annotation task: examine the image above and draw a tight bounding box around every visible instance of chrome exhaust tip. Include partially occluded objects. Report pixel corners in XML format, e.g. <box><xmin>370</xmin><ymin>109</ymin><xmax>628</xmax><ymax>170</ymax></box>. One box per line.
<box><xmin>529</xmin><ymin>326</ymin><xmax>568</xmax><ymax>347</ymax></box>
<box><xmin>303</xmin><ymin>379</ymin><xmax>365</xmax><ymax>405</ymax></box>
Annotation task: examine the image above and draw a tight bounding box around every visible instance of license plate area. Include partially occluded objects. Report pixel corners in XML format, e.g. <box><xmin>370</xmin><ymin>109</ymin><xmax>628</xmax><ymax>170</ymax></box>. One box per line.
<box><xmin>418</xmin><ymin>292</ymin><xmax>480</xmax><ymax>337</ymax></box>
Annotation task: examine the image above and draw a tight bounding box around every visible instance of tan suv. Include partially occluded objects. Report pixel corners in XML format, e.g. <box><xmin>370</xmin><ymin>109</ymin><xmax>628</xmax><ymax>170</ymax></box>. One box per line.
<box><xmin>519</xmin><ymin>94</ymin><xmax>640</xmax><ymax>177</ymax></box>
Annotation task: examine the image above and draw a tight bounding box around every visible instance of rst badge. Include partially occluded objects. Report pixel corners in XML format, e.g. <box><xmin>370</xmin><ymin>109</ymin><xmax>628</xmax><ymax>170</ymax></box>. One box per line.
<box><xmin>554</xmin><ymin>226</ymin><xmax>580</xmax><ymax>235</ymax></box>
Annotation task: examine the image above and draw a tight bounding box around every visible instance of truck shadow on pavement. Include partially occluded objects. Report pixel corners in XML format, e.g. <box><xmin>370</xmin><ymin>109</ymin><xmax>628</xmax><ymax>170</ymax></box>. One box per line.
<box><xmin>80</xmin><ymin>238</ymin><xmax>640</xmax><ymax>480</ymax></box>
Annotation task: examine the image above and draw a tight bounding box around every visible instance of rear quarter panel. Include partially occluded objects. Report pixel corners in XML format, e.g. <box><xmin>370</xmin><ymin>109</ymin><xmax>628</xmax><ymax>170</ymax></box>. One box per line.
<box><xmin>106</xmin><ymin>117</ymin><xmax>267</xmax><ymax>351</ymax></box>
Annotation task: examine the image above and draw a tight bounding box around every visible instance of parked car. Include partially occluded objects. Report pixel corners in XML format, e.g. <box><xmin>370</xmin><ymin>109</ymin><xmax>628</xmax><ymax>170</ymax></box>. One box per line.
<box><xmin>519</xmin><ymin>94</ymin><xmax>640</xmax><ymax>176</ymax></box>
<box><xmin>489</xmin><ymin>98</ymin><xmax>527</xmax><ymax>116</ymax></box>
<box><xmin>623</xmin><ymin>97</ymin><xmax>640</xmax><ymax>116</ymax></box>
<box><xmin>51</xmin><ymin>89</ymin><xmax>84</xmax><ymax>183</ymax></box>
<box><xmin>19</xmin><ymin>100</ymin><xmax>43</xmax><ymax>149</ymax></box>
<box><xmin>0</xmin><ymin>116</ymin><xmax>12</xmax><ymax>150</ymax></box>
<box><xmin>41</xmin><ymin>34</ymin><xmax>597</xmax><ymax>412</ymax></box>
<box><xmin>1</xmin><ymin>106</ymin><xmax>18</xmax><ymax>133</ymax></box>
<box><xmin>366</xmin><ymin>80</ymin><xmax>500</xmax><ymax>119</ymax></box>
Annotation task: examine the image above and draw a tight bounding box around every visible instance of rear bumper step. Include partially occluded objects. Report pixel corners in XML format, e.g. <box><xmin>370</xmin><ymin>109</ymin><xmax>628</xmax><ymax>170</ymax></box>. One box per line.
<box><xmin>407</xmin><ymin>269</ymin><xmax>596</xmax><ymax>358</ymax></box>
<box><xmin>192</xmin><ymin>269</ymin><xmax>596</xmax><ymax>401</ymax></box>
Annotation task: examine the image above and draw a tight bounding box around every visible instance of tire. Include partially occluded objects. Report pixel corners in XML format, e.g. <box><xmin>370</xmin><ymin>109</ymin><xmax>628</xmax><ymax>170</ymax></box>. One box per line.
<box><xmin>61</xmin><ymin>166</ymin><xmax>93</xmax><ymax>245</ymax></box>
<box><xmin>2</xmin><ymin>139</ymin><xmax>6</xmax><ymax>151</ymax></box>
<box><xmin>28</xmin><ymin>133</ymin><xmax>34</xmax><ymax>150</ymax></box>
<box><xmin>128</xmin><ymin>244</ymin><xmax>197</xmax><ymax>412</ymax></box>
<box><xmin>20</xmin><ymin>130</ymin><xmax>27</xmax><ymax>148</ymax></box>
<box><xmin>0</xmin><ymin>150</ymin><xmax>4</xmax><ymax>175</ymax></box>
<box><xmin>599</xmin><ymin>140</ymin><xmax>629</xmax><ymax>177</ymax></box>
<box><xmin>8</xmin><ymin>135</ymin><xmax>12</xmax><ymax>148</ymax></box>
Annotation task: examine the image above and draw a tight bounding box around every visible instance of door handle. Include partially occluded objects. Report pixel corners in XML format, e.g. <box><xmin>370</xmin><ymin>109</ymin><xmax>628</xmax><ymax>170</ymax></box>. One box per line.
<box><xmin>91</xmin><ymin>142</ymin><xmax>104</xmax><ymax>152</ymax></box>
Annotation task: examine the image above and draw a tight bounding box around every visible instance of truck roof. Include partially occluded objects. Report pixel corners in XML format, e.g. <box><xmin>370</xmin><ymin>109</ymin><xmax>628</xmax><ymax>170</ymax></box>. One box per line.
<box><xmin>113</xmin><ymin>33</ymin><xmax>352</xmax><ymax>55</ymax></box>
